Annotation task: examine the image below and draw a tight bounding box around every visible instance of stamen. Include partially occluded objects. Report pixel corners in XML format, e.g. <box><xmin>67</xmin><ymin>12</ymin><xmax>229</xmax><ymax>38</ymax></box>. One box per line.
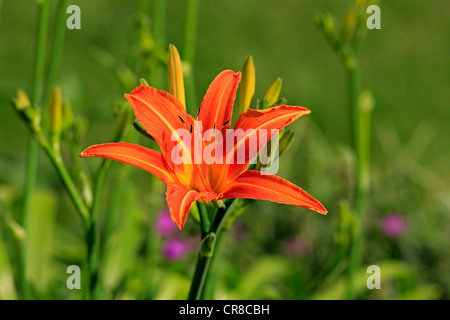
<box><xmin>178</xmin><ymin>115</ymin><xmax>185</xmax><ymax>124</ymax></box>
<box><xmin>190</xmin><ymin>124</ymin><xmax>193</xmax><ymax>134</ymax></box>
<box><xmin>196</xmin><ymin>106</ymin><xmax>201</xmax><ymax>118</ymax></box>
<box><xmin>221</xmin><ymin>119</ymin><xmax>230</xmax><ymax>128</ymax></box>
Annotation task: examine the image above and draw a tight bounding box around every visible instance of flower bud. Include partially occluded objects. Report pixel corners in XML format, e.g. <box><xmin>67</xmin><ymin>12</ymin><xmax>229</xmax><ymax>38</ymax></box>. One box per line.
<box><xmin>11</xmin><ymin>89</ymin><xmax>41</xmax><ymax>133</ymax></box>
<box><xmin>113</xmin><ymin>101</ymin><xmax>132</xmax><ymax>140</ymax></box>
<box><xmin>263</xmin><ymin>77</ymin><xmax>282</xmax><ymax>107</ymax></box>
<box><xmin>139</xmin><ymin>78</ymin><xmax>150</xmax><ymax>86</ymax></box>
<box><xmin>189</xmin><ymin>203</ymin><xmax>200</xmax><ymax>224</ymax></box>
<box><xmin>168</xmin><ymin>44</ymin><xmax>186</xmax><ymax>109</ymax></box>
<box><xmin>257</xmin><ymin>98</ymin><xmax>268</xmax><ymax>110</ymax></box>
<box><xmin>341</xmin><ymin>7</ymin><xmax>357</xmax><ymax>43</ymax></box>
<box><xmin>14</xmin><ymin>89</ymin><xmax>31</xmax><ymax>110</ymax></box>
<box><xmin>200</xmin><ymin>232</ymin><xmax>216</xmax><ymax>258</ymax></box>
<box><xmin>61</xmin><ymin>100</ymin><xmax>74</xmax><ymax>132</ymax></box>
<box><xmin>256</xmin><ymin>133</ymin><xmax>280</xmax><ymax>171</ymax></box>
<box><xmin>278</xmin><ymin>129</ymin><xmax>295</xmax><ymax>157</ymax></box>
<box><xmin>238</xmin><ymin>55</ymin><xmax>255</xmax><ymax>114</ymax></box>
<box><xmin>315</xmin><ymin>13</ymin><xmax>338</xmax><ymax>49</ymax></box>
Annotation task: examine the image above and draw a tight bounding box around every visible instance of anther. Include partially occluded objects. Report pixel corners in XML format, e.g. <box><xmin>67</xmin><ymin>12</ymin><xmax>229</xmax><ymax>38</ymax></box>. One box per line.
<box><xmin>221</xmin><ymin>119</ymin><xmax>230</xmax><ymax>128</ymax></box>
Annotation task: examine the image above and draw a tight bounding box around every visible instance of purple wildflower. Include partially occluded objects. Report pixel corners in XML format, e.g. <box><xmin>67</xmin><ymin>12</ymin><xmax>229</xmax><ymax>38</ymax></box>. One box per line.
<box><xmin>155</xmin><ymin>208</ymin><xmax>178</xmax><ymax>237</ymax></box>
<box><xmin>162</xmin><ymin>238</ymin><xmax>192</xmax><ymax>261</ymax></box>
<box><xmin>380</xmin><ymin>213</ymin><xmax>408</xmax><ymax>237</ymax></box>
<box><xmin>284</xmin><ymin>237</ymin><xmax>312</xmax><ymax>257</ymax></box>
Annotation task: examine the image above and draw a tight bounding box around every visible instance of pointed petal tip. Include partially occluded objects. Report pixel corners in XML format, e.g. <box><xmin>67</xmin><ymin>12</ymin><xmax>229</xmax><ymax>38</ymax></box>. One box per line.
<box><xmin>125</xmin><ymin>85</ymin><xmax>153</xmax><ymax>98</ymax></box>
<box><xmin>79</xmin><ymin>144</ymin><xmax>102</xmax><ymax>158</ymax></box>
<box><xmin>221</xmin><ymin>69</ymin><xmax>241</xmax><ymax>79</ymax></box>
<box><xmin>313</xmin><ymin>202</ymin><xmax>328</xmax><ymax>215</ymax></box>
<box><xmin>79</xmin><ymin>147</ymin><xmax>91</xmax><ymax>158</ymax></box>
<box><xmin>277</xmin><ymin>104</ymin><xmax>311</xmax><ymax>114</ymax></box>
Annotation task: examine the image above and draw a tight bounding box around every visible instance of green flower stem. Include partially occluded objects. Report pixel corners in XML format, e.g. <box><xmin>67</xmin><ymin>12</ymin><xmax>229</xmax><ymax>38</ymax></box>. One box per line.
<box><xmin>45</xmin><ymin>0</ymin><xmax>67</xmax><ymax>98</ymax></box>
<box><xmin>188</xmin><ymin>249</ymin><xmax>212</xmax><ymax>300</ymax></box>
<box><xmin>348</xmin><ymin>64</ymin><xmax>361</xmax><ymax>159</ymax></box>
<box><xmin>31</xmin><ymin>0</ymin><xmax>49</xmax><ymax>104</ymax></box>
<box><xmin>197</xmin><ymin>201</ymin><xmax>210</xmax><ymax>237</ymax></box>
<box><xmin>342</xmin><ymin>49</ymin><xmax>371</xmax><ymax>300</ymax></box>
<box><xmin>201</xmin><ymin>198</ymin><xmax>242</xmax><ymax>299</ymax></box>
<box><xmin>316</xmin><ymin>7</ymin><xmax>371</xmax><ymax>299</ymax></box>
<box><xmin>85</xmin><ymin>219</ymin><xmax>100</xmax><ymax>299</ymax></box>
<box><xmin>85</xmin><ymin>158</ymin><xmax>111</xmax><ymax>300</ymax></box>
<box><xmin>143</xmin><ymin>0</ymin><xmax>166</xmax><ymax>89</ymax></box>
<box><xmin>183</xmin><ymin>0</ymin><xmax>199</xmax><ymax>114</ymax></box>
<box><xmin>35</xmin><ymin>130</ymin><xmax>90</xmax><ymax>226</ymax></box>
<box><xmin>151</xmin><ymin>0</ymin><xmax>166</xmax><ymax>44</ymax></box>
<box><xmin>345</xmin><ymin>62</ymin><xmax>363</xmax><ymax>299</ymax></box>
<box><xmin>188</xmin><ymin>200</ymin><xmax>236</xmax><ymax>300</ymax></box>
<box><xmin>183</xmin><ymin>0</ymin><xmax>199</xmax><ymax>65</ymax></box>
<box><xmin>200</xmin><ymin>227</ymin><xmax>228</xmax><ymax>299</ymax></box>
<box><xmin>31</xmin><ymin>129</ymin><xmax>93</xmax><ymax>299</ymax></box>
<box><xmin>21</xmin><ymin>0</ymin><xmax>50</xmax><ymax>299</ymax></box>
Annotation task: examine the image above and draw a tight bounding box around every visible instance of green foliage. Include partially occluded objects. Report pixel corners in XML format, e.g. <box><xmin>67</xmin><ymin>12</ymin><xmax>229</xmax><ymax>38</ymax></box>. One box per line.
<box><xmin>0</xmin><ymin>0</ymin><xmax>448</xmax><ymax>300</ymax></box>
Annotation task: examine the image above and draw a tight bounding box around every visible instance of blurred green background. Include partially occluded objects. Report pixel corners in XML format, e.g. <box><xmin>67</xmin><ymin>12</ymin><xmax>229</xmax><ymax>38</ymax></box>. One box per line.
<box><xmin>0</xmin><ymin>0</ymin><xmax>449</xmax><ymax>299</ymax></box>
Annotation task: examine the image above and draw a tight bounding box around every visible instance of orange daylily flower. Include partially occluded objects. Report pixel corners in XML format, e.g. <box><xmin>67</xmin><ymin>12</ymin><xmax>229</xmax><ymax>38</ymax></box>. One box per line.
<box><xmin>80</xmin><ymin>70</ymin><xmax>327</xmax><ymax>229</ymax></box>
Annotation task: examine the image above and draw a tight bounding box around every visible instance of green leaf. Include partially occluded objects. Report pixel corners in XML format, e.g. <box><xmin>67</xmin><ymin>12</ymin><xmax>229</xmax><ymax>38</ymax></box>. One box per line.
<box><xmin>234</xmin><ymin>256</ymin><xmax>289</xmax><ymax>299</ymax></box>
<box><xmin>101</xmin><ymin>180</ymin><xmax>146</xmax><ymax>297</ymax></box>
<box><xmin>312</xmin><ymin>260</ymin><xmax>416</xmax><ymax>300</ymax></box>
<box><xmin>0</xmin><ymin>231</ymin><xmax>17</xmax><ymax>299</ymax></box>
<box><xmin>25</xmin><ymin>190</ymin><xmax>57</xmax><ymax>297</ymax></box>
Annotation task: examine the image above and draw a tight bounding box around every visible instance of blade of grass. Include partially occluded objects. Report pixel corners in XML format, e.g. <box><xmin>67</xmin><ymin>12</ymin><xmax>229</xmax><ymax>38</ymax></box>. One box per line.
<box><xmin>21</xmin><ymin>0</ymin><xmax>50</xmax><ymax>300</ymax></box>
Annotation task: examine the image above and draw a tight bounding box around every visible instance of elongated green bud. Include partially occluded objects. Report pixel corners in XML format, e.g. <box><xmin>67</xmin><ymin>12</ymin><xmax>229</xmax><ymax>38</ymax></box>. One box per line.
<box><xmin>200</xmin><ymin>232</ymin><xmax>216</xmax><ymax>258</ymax></box>
<box><xmin>256</xmin><ymin>132</ymin><xmax>280</xmax><ymax>172</ymax></box>
<box><xmin>139</xmin><ymin>78</ymin><xmax>150</xmax><ymax>86</ymax></box>
<box><xmin>189</xmin><ymin>202</ymin><xmax>200</xmax><ymax>224</ymax></box>
<box><xmin>49</xmin><ymin>87</ymin><xmax>62</xmax><ymax>144</ymax></box>
<box><xmin>278</xmin><ymin>129</ymin><xmax>295</xmax><ymax>157</ymax></box>
<box><xmin>315</xmin><ymin>13</ymin><xmax>338</xmax><ymax>49</ymax></box>
<box><xmin>61</xmin><ymin>100</ymin><xmax>73</xmax><ymax>133</ymax></box>
<box><xmin>168</xmin><ymin>44</ymin><xmax>186</xmax><ymax>109</ymax></box>
<box><xmin>263</xmin><ymin>77</ymin><xmax>282</xmax><ymax>107</ymax></box>
<box><xmin>238</xmin><ymin>55</ymin><xmax>255</xmax><ymax>114</ymax></box>
<box><xmin>341</xmin><ymin>7</ymin><xmax>357</xmax><ymax>43</ymax></box>
<box><xmin>132</xmin><ymin>118</ymin><xmax>154</xmax><ymax>140</ymax></box>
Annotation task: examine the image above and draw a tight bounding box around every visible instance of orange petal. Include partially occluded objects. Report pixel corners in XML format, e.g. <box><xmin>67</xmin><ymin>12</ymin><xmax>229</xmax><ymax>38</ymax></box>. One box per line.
<box><xmin>124</xmin><ymin>86</ymin><xmax>194</xmax><ymax>167</ymax></box>
<box><xmin>222</xmin><ymin>170</ymin><xmax>327</xmax><ymax>215</ymax></box>
<box><xmin>227</xmin><ymin>105</ymin><xmax>311</xmax><ymax>180</ymax></box>
<box><xmin>80</xmin><ymin>142</ymin><xmax>173</xmax><ymax>184</ymax></box>
<box><xmin>197</xmin><ymin>70</ymin><xmax>241</xmax><ymax>131</ymax></box>
<box><xmin>165</xmin><ymin>185</ymin><xmax>219</xmax><ymax>229</ymax></box>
